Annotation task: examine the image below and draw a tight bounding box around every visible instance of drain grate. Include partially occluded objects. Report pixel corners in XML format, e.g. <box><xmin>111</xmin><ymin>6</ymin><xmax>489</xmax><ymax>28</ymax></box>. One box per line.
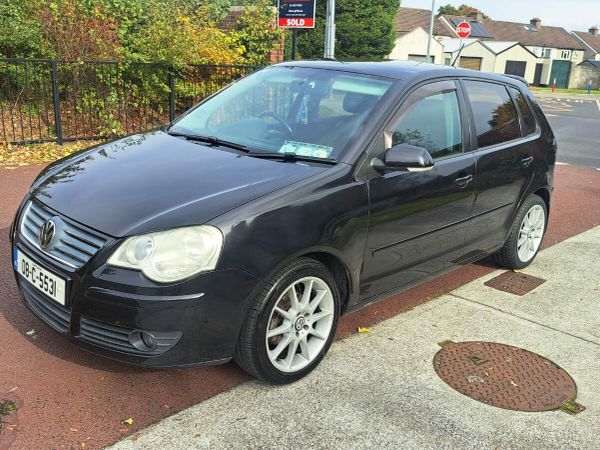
<box><xmin>433</xmin><ymin>341</ymin><xmax>582</xmax><ymax>413</ymax></box>
<box><xmin>484</xmin><ymin>271</ymin><xmax>546</xmax><ymax>296</ymax></box>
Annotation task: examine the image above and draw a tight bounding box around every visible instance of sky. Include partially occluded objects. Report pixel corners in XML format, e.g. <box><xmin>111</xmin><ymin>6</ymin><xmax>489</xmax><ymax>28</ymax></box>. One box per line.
<box><xmin>399</xmin><ymin>0</ymin><xmax>600</xmax><ymax>32</ymax></box>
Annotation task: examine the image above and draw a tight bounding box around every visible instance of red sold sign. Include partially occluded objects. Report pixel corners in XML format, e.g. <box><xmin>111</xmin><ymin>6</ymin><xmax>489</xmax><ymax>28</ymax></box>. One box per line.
<box><xmin>278</xmin><ymin>17</ymin><xmax>315</xmax><ymax>28</ymax></box>
<box><xmin>456</xmin><ymin>21</ymin><xmax>472</xmax><ymax>39</ymax></box>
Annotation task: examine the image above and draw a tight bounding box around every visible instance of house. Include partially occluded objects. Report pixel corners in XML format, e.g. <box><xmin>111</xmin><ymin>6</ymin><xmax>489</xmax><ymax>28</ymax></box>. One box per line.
<box><xmin>572</xmin><ymin>27</ymin><xmax>600</xmax><ymax>61</ymax></box>
<box><xmin>389</xmin><ymin>7</ymin><xmax>445</xmax><ymax>63</ymax></box>
<box><xmin>440</xmin><ymin>39</ymin><xmax>539</xmax><ymax>83</ymax></box>
<box><xmin>390</xmin><ymin>8</ymin><xmax>587</xmax><ymax>87</ymax></box>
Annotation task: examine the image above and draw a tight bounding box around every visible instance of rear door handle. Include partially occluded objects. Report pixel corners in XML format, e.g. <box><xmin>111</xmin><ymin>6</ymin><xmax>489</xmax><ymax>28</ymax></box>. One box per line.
<box><xmin>521</xmin><ymin>156</ymin><xmax>534</xmax><ymax>167</ymax></box>
<box><xmin>455</xmin><ymin>174</ymin><xmax>473</xmax><ymax>189</ymax></box>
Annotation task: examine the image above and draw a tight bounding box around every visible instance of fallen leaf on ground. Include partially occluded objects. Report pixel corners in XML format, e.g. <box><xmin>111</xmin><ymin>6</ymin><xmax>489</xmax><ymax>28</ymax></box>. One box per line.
<box><xmin>121</xmin><ymin>418</ymin><xmax>134</xmax><ymax>425</ymax></box>
<box><xmin>357</xmin><ymin>327</ymin><xmax>370</xmax><ymax>333</ymax></box>
<box><xmin>25</xmin><ymin>329</ymin><xmax>36</xmax><ymax>336</ymax></box>
<box><xmin>131</xmin><ymin>432</ymin><xmax>144</xmax><ymax>442</ymax></box>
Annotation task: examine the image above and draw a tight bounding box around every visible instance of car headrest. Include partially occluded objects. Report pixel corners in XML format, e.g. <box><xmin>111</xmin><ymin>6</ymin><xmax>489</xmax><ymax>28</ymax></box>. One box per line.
<box><xmin>343</xmin><ymin>92</ymin><xmax>378</xmax><ymax>114</ymax></box>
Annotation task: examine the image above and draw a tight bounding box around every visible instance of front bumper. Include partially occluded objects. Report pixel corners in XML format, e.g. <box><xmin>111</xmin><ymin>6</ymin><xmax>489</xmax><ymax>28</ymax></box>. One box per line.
<box><xmin>12</xmin><ymin>219</ymin><xmax>260</xmax><ymax>368</ymax></box>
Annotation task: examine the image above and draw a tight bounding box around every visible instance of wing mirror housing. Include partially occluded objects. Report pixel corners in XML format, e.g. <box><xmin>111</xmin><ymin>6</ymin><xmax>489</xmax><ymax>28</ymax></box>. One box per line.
<box><xmin>371</xmin><ymin>144</ymin><xmax>435</xmax><ymax>173</ymax></box>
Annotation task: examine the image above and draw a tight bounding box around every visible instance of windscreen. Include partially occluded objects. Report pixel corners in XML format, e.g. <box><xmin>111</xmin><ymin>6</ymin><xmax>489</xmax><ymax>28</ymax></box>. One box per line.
<box><xmin>171</xmin><ymin>66</ymin><xmax>394</xmax><ymax>160</ymax></box>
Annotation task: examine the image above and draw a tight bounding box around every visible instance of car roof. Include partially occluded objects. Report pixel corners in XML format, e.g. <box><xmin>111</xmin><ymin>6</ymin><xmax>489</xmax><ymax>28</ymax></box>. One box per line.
<box><xmin>271</xmin><ymin>60</ymin><xmax>528</xmax><ymax>88</ymax></box>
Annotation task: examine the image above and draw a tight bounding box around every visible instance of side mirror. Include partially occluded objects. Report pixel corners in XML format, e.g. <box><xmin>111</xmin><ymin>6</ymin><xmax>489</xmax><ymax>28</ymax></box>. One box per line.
<box><xmin>371</xmin><ymin>144</ymin><xmax>435</xmax><ymax>173</ymax></box>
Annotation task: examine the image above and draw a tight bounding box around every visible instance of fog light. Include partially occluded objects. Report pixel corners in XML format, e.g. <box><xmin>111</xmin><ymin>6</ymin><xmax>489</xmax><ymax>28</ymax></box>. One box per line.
<box><xmin>129</xmin><ymin>330</ymin><xmax>158</xmax><ymax>351</ymax></box>
<box><xmin>141</xmin><ymin>331</ymin><xmax>157</xmax><ymax>349</ymax></box>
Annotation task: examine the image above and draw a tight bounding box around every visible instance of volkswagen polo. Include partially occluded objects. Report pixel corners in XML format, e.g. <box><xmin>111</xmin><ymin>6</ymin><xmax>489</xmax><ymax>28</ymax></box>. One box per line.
<box><xmin>10</xmin><ymin>61</ymin><xmax>556</xmax><ymax>383</ymax></box>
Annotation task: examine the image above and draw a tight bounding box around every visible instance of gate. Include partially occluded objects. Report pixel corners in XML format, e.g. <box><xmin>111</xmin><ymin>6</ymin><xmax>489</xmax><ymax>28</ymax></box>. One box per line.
<box><xmin>549</xmin><ymin>60</ymin><xmax>572</xmax><ymax>89</ymax></box>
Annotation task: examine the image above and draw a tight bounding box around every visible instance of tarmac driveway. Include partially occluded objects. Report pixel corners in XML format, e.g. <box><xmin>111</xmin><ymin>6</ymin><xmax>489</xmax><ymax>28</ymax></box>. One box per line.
<box><xmin>1</xmin><ymin>163</ymin><xmax>600</xmax><ymax>449</ymax></box>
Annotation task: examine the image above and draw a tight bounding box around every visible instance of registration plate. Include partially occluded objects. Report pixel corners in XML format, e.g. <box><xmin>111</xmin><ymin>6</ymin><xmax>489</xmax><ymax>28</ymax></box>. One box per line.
<box><xmin>13</xmin><ymin>248</ymin><xmax>67</xmax><ymax>305</ymax></box>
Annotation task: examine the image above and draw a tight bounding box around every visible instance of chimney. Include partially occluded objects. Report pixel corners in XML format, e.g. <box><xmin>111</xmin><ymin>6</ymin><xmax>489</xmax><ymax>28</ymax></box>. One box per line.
<box><xmin>469</xmin><ymin>10</ymin><xmax>483</xmax><ymax>22</ymax></box>
<box><xmin>590</xmin><ymin>26</ymin><xmax>599</xmax><ymax>36</ymax></box>
<box><xmin>530</xmin><ymin>17</ymin><xmax>542</xmax><ymax>30</ymax></box>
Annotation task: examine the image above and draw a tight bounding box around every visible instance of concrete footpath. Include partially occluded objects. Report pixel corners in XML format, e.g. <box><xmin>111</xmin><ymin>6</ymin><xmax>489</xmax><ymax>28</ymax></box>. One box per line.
<box><xmin>110</xmin><ymin>226</ymin><xmax>600</xmax><ymax>450</ymax></box>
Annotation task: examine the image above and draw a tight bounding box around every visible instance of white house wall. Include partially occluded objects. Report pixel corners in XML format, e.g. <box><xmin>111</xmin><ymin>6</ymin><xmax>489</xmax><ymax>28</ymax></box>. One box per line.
<box><xmin>390</xmin><ymin>28</ymin><xmax>444</xmax><ymax>63</ymax></box>
<box><xmin>493</xmin><ymin>45</ymin><xmax>538</xmax><ymax>84</ymax></box>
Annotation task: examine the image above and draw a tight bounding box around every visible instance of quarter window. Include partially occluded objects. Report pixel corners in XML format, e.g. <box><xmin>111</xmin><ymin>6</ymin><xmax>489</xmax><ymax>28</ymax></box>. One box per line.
<box><xmin>386</xmin><ymin>81</ymin><xmax>463</xmax><ymax>160</ymax></box>
<box><xmin>509</xmin><ymin>87</ymin><xmax>537</xmax><ymax>136</ymax></box>
<box><xmin>463</xmin><ymin>80</ymin><xmax>520</xmax><ymax>148</ymax></box>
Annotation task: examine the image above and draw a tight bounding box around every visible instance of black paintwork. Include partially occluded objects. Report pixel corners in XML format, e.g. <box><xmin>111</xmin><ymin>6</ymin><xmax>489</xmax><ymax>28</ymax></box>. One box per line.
<box><xmin>11</xmin><ymin>61</ymin><xmax>556</xmax><ymax>367</ymax></box>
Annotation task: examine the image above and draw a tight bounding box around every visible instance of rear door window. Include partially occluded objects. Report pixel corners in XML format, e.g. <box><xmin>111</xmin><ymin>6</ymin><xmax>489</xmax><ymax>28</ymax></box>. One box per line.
<box><xmin>509</xmin><ymin>87</ymin><xmax>537</xmax><ymax>136</ymax></box>
<box><xmin>463</xmin><ymin>80</ymin><xmax>520</xmax><ymax>148</ymax></box>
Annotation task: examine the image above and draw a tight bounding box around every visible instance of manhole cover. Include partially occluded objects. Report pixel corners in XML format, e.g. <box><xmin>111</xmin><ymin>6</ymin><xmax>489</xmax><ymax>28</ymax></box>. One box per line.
<box><xmin>484</xmin><ymin>271</ymin><xmax>546</xmax><ymax>296</ymax></box>
<box><xmin>433</xmin><ymin>341</ymin><xmax>579</xmax><ymax>412</ymax></box>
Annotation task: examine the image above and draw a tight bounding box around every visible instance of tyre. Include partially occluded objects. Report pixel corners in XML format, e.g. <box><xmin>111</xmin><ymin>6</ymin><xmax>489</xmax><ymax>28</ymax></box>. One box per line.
<box><xmin>234</xmin><ymin>257</ymin><xmax>340</xmax><ymax>384</ymax></box>
<box><xmin>494</xmin><ymin>194</ymin><xmax>547</xmax><ymax>269</ymax></box>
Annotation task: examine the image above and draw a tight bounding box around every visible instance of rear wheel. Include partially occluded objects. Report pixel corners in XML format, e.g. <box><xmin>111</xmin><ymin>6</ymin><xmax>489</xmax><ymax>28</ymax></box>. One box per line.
<box><xmin>494</xmin><ymin>194</ymin><xmax>547</xmax><ymax>269</ymax></box>
<box><xmin>234</xmin><ymin>258</ymin><xmax>340</xmax><ymax>384</ymax></box>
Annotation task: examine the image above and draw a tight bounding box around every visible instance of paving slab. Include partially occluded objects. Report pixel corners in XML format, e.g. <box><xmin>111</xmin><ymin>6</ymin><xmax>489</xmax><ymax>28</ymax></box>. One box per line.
<box><xmin>110</xmin><ymin>227</ymin><xmax>600</xmax><ymax>450</ymax></box>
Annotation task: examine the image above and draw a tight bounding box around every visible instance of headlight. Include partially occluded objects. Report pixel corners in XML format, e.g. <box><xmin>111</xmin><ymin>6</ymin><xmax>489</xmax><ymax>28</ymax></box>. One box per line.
<box><xmin>107</xmin><ymin>225</ymin><xmax>223</xmax><ymax>283</ymax></box>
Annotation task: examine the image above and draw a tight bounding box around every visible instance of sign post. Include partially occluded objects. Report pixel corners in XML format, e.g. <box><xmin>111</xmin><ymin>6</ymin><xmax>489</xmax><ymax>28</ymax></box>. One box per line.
<box><xmin>453</xmin><ymin>21</ymin><xmax>472</xmax><ymax>67</ymax></box>
<box><xmin>277</xmin><ymin>0</ymin><xmax>317</xmax><ymax>60</ymax></box>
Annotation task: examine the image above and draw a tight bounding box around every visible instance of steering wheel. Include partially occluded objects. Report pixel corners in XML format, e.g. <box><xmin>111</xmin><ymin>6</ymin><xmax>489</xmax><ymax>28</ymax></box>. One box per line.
<box><xmin>257</xmin><ymin>111</ymin><xmax>294</xmax><ymax>137</ymax></box>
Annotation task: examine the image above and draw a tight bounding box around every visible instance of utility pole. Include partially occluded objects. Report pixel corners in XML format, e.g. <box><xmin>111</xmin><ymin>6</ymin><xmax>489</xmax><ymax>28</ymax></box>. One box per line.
<box><xmin>324</xmin><ymin>0</ymin><xmax>336</xmax><ymax>59</ymax></box>
<box><xmin>426</xmin><ymin>0</ymin><xmax>436</xmax><ymax>62</ymax></box>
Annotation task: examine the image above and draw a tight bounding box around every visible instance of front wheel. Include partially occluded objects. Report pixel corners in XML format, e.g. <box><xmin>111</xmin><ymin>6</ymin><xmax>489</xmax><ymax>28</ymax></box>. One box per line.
<box><xmin>494</xmin><ymin>194</ymin><xmax>547</xmax><ymax>269</ymax></box>
<box><xmin>234</xmin><ymin>258</ymin><xmax>340</xmax><ymax>384</ymax></box>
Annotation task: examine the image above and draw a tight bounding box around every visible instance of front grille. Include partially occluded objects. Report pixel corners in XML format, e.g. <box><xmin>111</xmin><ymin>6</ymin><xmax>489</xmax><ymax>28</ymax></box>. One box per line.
<box><xmin>79</xmin><ymin>317</ymin><xmax>182</xmax><ymax>356</ymax></box>
<box><xmin>20</xmin><ymin>201</ymin><xmax>107</xmax><ymax>268</ymax></box>
<box><xmin>20</xmin><ymin>279</ymin><xmax>71</xmax><ymax>332</ymax></box>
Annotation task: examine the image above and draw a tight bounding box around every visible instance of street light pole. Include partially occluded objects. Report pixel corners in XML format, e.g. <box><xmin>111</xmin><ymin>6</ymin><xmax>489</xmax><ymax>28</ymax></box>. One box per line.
<box><xmin>324</xmin><ymin>0</ymin><xmax>336</xmax><ymax>59</ymax></box>
<box><xmin>426</xmin><ymin>0</ymin><xmax>436</xmax><ymax>62</ymax></box>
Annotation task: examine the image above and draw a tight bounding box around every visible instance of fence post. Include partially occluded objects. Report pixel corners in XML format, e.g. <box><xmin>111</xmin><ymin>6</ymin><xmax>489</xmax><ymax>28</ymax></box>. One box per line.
<box><xmin>168</xmin><ymin>71</ymin><xmax>175</xmax><ymax>123</ymax></box>
<box><xmin>50</xmin><ymin>61</ymin><xmax>63</xmax><ymax>144</ymax></box>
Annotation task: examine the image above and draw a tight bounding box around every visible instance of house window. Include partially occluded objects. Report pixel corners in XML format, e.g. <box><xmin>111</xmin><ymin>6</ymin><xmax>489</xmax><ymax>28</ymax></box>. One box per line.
<box><xmin>541</xmin><ymin>48</ymin><xmax>551</xmax><ymax>58</ymax></box>
<box><xmin>560</xmin><ymin>50</ymin><xmax>571</xmax><ymax>59</ymax></box>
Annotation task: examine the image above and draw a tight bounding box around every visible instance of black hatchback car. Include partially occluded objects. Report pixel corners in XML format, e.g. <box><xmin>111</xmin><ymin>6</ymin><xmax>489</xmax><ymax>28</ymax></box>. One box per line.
<box><xmin>10</xmin><ymin>61</ymin><xmax>555</xmax><ymax>383</ymax></box>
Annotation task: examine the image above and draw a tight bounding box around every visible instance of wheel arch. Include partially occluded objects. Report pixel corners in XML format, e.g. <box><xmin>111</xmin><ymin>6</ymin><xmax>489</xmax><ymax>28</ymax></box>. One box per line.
<box><xmin>302</xmin><ymin>251</ymin><xmax>352</xmax><ymax>314</ymax></box>
<box><xmin>532</xmin><ymin>186</ymin><xmax>551</xmax><ymax>225</ymax></box>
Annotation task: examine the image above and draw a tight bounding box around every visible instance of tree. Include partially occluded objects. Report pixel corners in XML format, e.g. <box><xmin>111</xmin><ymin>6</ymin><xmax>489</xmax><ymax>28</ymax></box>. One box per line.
<box><xmin>437</xmin><ymin>4</ymin><xmax>490</xmax><ymax>20</ymax></box>
<box><xmin>233</xmin><ymin>2</ymin><xmax>283</xmax><ymax>66</ymax></box>
<box><xmin>0</xmin><ymin>0</ymin><xmax>46</xmax><ymax>58</ymax></box>
<box><xmin>296</xmin><ymin>0</ymin><xmax>398</xmax><ymax>61</ymax></box>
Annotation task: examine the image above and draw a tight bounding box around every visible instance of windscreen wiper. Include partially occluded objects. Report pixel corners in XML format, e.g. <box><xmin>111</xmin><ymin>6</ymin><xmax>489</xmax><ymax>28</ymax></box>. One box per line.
<box><xmin>167</xmin><ymin>130</ymin><xmax>249</xmax><ymax>152</ymax></box>
<box><xmin>246</xmin><ymin>152</ymin><xmax>337</xmax><ymax>165</ymax></box>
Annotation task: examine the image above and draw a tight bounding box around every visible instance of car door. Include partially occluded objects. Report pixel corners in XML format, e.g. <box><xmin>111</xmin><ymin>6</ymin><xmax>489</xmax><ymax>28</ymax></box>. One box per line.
<box><xmin>359</xmin><ymin>80</ymin><xmax>476</xmax><ymax>300</ymax></box>
<box><xmin>460</xmin><ymin>80</ymin><xmax>536</xmax><ymax>252</ymax></box>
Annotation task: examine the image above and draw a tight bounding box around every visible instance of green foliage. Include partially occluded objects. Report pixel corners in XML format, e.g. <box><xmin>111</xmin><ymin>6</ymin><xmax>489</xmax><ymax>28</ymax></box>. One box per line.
<box><xmin>0</xmin><ymin>0</ymin><xmax>46</xmax><ymax>57</ymax></box>
<box><xmin>296</xmin><ymin>0</ymin><xmax>398</xmax><ymax>61</ymax></box>
<box><xmin>233</xmin><ymin>1</ymin><xmax>282</xmax><ymax>66</ymax></box>
<box><xmin>437</xmin><ymin>4</ymin><xmax>490</xmax><ymax>19</ymax></box>
<box><xmin>0</xmin><ymin>0</ymin><xmax>279</xmax><ymax>65</ymax></box>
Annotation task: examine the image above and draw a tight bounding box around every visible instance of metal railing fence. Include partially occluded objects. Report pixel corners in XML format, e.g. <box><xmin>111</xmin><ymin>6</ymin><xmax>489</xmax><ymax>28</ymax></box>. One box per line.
<box><xmin>0</xmin><ymin>59</ymin><xmax>261</xmax><ymax>145</ymax></box>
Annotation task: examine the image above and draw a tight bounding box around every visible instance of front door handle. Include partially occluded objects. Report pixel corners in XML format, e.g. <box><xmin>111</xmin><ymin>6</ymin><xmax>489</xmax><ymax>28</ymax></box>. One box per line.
<box><xmin>521</xmin><ymin>156</ymin><xmax>534</xmax><ymax>167</ymax></box>
<box><xmin>455</xmin><ymin>174</ymin><xmax>473</xmax><ymax>189</ymax></box>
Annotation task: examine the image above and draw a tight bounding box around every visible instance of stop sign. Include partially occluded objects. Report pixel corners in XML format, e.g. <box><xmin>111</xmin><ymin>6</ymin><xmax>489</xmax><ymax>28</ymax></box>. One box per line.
<box><xmin>456</xmin><ymin>21</ymin><xmax>472</xmax><ymax>39</ymax></box>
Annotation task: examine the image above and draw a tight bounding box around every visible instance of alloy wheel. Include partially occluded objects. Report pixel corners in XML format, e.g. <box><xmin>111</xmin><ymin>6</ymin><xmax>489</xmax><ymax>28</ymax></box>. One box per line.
<box><xmin>517</xmin><ymin>204</ymin><xmax>545</xmax><ymax>262</ymax></box>
<box><xmin>265</xmin><ymin>276</ymin><xmax>335</xmax><ymax>373</ymax></box>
